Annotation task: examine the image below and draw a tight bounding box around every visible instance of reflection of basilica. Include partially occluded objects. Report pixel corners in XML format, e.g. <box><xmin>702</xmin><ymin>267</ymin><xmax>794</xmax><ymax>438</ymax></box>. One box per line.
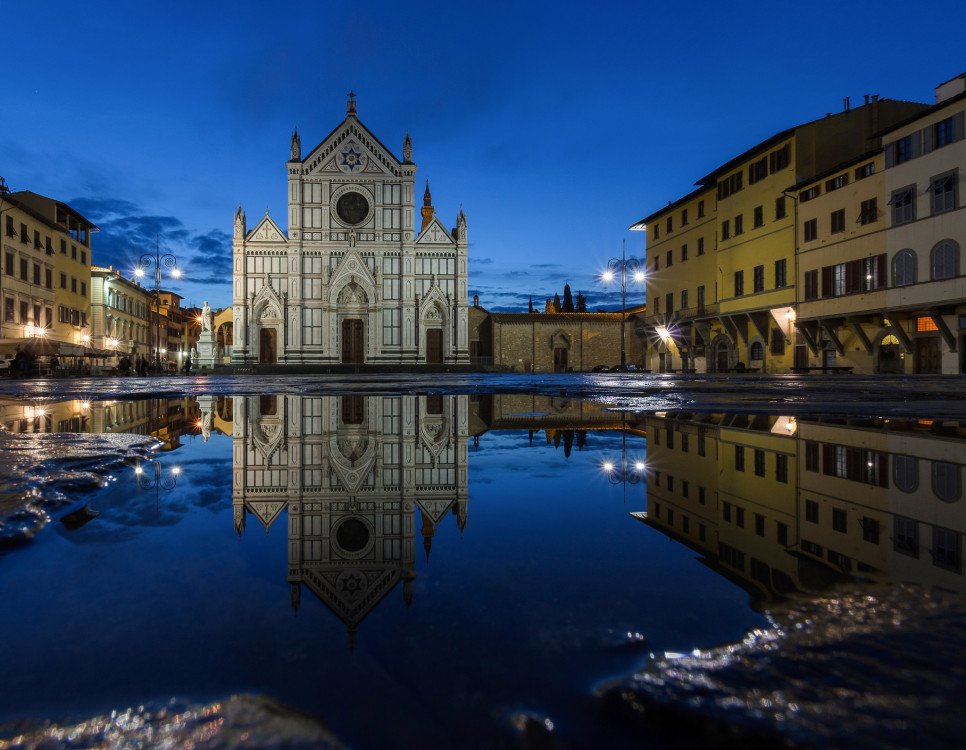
<box><xmin>637</xmin><ymin>413</ymin><xmax>966</xmax><ymax>602</ymax></box>
<box><xmin>232</xmin><ymin>395</ymin><xmax>468</xmax><ymax>646</ymax></box>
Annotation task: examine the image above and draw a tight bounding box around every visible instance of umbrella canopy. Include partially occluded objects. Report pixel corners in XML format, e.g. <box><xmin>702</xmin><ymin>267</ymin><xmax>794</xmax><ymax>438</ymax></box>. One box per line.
<box><xmin>0</xmin><ymin>337</ymin><xmax>65</xmax><ymax>357</ymax></box>
<box><xmin>57</xmin><ymin>342</ymin><xmax>87</xmax><ymax>356</ymax></box>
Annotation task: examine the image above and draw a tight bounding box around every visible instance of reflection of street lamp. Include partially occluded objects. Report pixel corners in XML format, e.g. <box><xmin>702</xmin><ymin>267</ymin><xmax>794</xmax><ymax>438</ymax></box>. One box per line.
<box><xmin>134</xmin><ymin>236</ymin><xmax>181</xmax><ymax>373</ymax></box>
<box><xmin>602</xmin><ymin>241</ymin><xmax>644</xmax><ymax>368</ymax></box>
<box><xmin>134</xmin><ymin>459</ymin><xmax>181</xmax><ymax>509</ymax></box>
<box><xmin>601</xmin><ymin>414</ymin><xmax>645</xmax><ymax>503</ymax></box>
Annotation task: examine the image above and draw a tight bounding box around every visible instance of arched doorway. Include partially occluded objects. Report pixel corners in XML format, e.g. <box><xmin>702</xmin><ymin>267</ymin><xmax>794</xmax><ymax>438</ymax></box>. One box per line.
<box><xmin>711</xmin><ymin>335</ymin><xmax>735</xmax><ymax>372</ymax></box>
<box><xmin>877</xmin><ymin>333</ymin><xmax>901</xmax><ymax>373</ymax></box>
<box><xmin>259</xmin><ymin>328</ymin><xmax>277</xmax><ymax>364</ymax></box>
<box><xmin>426</xmin><ymin>329</ymin><xmax>443</xmax><ymax>364</ymax></box>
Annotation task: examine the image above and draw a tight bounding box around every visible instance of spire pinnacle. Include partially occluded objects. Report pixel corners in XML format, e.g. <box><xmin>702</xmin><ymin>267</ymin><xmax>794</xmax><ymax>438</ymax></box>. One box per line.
<box><xmin>347</xmin><ymin>90</ymin><xmax>357</xmax><ymax>117</ymax></box>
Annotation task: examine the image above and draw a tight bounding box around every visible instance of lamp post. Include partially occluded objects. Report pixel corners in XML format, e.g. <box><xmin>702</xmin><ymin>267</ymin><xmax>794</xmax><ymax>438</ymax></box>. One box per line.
<box><xmin>602</xmin><ymin>240</ymin><xmax>644</xmax><ymax>368</ymax></box>
<box><xmin>134</xmin><ymin>459</ymin><xmax>181</xmax><ymax>510</ymax></box>
<box><xmin>135</xmin><ymin>236</ymin><xmax>180</xmax><ymax>374</ymax></box>
<box><xmin>601</xmin><ymin>413</ymin><xmax>646</xmax><ymax>504</ymax></box>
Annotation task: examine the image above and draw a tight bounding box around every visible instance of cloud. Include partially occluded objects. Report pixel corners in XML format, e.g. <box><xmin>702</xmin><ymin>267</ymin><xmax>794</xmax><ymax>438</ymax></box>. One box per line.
<box><xmin>469</xmin><ymin>256</ymin><xmax>494</xmax><ymax>265</ymax></box>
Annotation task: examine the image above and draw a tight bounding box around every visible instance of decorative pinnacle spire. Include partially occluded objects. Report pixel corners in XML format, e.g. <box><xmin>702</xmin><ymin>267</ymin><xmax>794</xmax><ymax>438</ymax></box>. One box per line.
<box><xmin>290</xmin><ymin>126</ymin><xmax>301</xmax><ymax>161</ymax></box>
<box><xmin>423</xmin><ymin>180</ymin><xmax>432</xmax><ymax>206</ymax></box>
<box><xmin>403</xmin><ymin>130</ymin><xmax>413</xmax><ymax>163</ymax></box>
<box><xmin>347</xmin><ymin>90</ymin><xmax>357</xmax><ymax>117</ymax></box>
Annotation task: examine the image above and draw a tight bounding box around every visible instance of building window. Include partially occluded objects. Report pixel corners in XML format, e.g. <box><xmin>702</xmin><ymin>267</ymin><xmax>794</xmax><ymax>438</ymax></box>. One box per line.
<box><xmin>681</xmin><ymin>434</ymin><xmax>689</xmax><ymax>453</ymax></box>
<box><xmin>735</xmin><ymin>506</ymin><xmax>745</xmax><ymax>528</ymax></box>
<box><xmin>893</xmin><ymin>250</ymin><xmax>916</xmax><ymax>287</ymax></box>
<box><xmin>931</xmin><ymin>240</ymin><xmax>959</xmax><ymax>280</ymax></box>
<box><xmin>3</xmin><ymin>297</ymin><xmax>13</xmax><ymax>322</ymax></box>
<box><xmin>804</xmin><ymin>218</ymin><xmax>817</xmax><ymax>242</ymax></box>
<box><xmin>81</xmin><ymin>250</ymin><xmax>87</xmax><ymax>265</ymax></box>
<box><xmin>71</xmin><ymin>245</ymin><xmax>77</xmax><ymax>260</ymax></box>
<box><xmin>697</xmin><ymin>285</ymin><xmax>705</xmax><ymax>310</ymax></box>
<box><xmin>891</xmin><ymin>187</ymin><xmax>915</xmax><ymax>225</ymax></box>
<box><xmin>933</xmin><ymin>461</ymin><xmax>961</xmax><ymax>502</ymax></box>
<box><xmin>754</xmin><ymin>449</ymin><xmax>765</xmax><ymax>476</ymax></box>
<box><xmin>775</xmin><ymin>258</ymin><xmax>787</xmax><ymax>288</ymax></box>
<box><xmin>45</xmin><ymin>269</ymin><xmax>52</xmax><ymax>289</ymax></box>
<box><xmin>855</xmin><ymin>517</ymin><xmax>880</xmax><ymax>547</ymax></box>
<box><xmin>681</xmin><ymin>244</ymin><xmax>688</xmax><ymax>262</ymax></box>
<box><xmin>734</xmin><ymin>270</ymin><xmax>744</xmax><ymax>297</ymax></box>
<box><xmin>855</xmin><ymin>162</ymin><xmax>875</xmax><ymax>180</ymax></box>
<box><xmin>665</xmin><ymin>292</ymin><xmax>673</xmax><ymax>314</ymax></box>
<box><xmin>697</xmin><ymin>200</ymin><xmax>705</xmax><ymax>218</ymax></box>
<box><xmin>805</xmin><ymin>441</ymin><xmax>819</xmax><ymax>471</ymax></box>
<box><xmin>771</xmin><ymin>328</ymin><xmax>785</xmax><ymax>356</ymax></box>
<box><xmin>894</xmin><ymin>516</ymin><xmax>918</xmax><ymax>557</ymax></box>
<box><xmin>697</xmin><ymin>237</ymin><xmax>705</xmax><ymax>255</ymax></box>
<box><xmin>931</xmin><ymin>172</ymin><xmax>957</xmax><ymax>214</ymax></box>
<box><xmin>735</xmin><ymin>445</ymin><xmax>745</xmax><ymax>471</ymax></box>
<box><xmin>681</xmin><ymin>290</ymin><xmax>688</xmax><ymax>310</ymax></box>
<box><xmin>832</xmin><ymin>508</ymin><xmax>847</xmax><ymax>533</ymax></box>
<box><xmin>933</xmin><ymin>527</ymin><xmax>962</xmax><ymax>572</ymax></box>
<box><xmin>753</xmin><ymin>205</ymin><xmax>763</xmax><ymax>228</ymax></box>
<box><xmin>894</xmin><ymin>455</ymin><xmax>918</xmax><ymax>492</ymax></box>
<box><xmin>653</xmin><ymin>225</ymin><xmax>660</xmax><ymax>240</ymax></box>
<box><xmin>934</xmin><ymin>116</ymin><xmax>959</xmax><ymax>149</ymax></box>
<box><xmin>734</xmin><ymin>214</ymin><xmax>744</xmax><ymax>235</ymax></box>
<box><xmin>717</xmin><ymin>171</ymin><xmax>743</xmax><ymax>199</ymax></box>
<box><xmin>777</xmin><ymin>522</ymin><xmax>788</xmax><ymax>546</ymax></box>
<box><xmin>666</xmin><ymin>216</ymin><xmax>673</xmax><ymax>234</ymax></box>
<box><xmin>859</xmin><ymin>198</ymin><xmax>878</xmax><ymax>225</ymax></box>
<box><xmin>681</xmin><ymin>208</ymin><xmax>688</xmax><ymax>226</ymax></box>
<box><xmin>19</xmin><ymin>258</ymin><xmax>28</xmax><ymax>280</ymax></box>
<box><xmin>20</xmin><ymin>223</ymin><xmax>28</xmax><ymax>243</ymax></box>
<box><xmin>722</xmin><ymin>219</ymin><xmax>730</xmax><ymax>240</ymax></box>
<box><xmin>59</xmin><ymin>273</ymin><xmax>67</xmax><ymax>289</ymax></box>
<box><xmin>826</xmin><ymin>174</ymin><xmax>848</xmax><ymax>192</ymax></box>
<box><xmin>71</xmin><ymin>278</ymin><xmax>77</xmax><ymax>293</ymax></box>
<box><xmin>775</xmin><ymin>196</ymin><xmax>787</xmax><ymax>220</ymax></box>
<box><xmin>770</xmin><ymin>144</ymin><xmax>790</xmax><ymax>172</ymax></box>
<box><xmin>750</xmin><ymin>341</ymin><xmax>764</xmax><ymax>361</ymax></box>
<box><xmin>831</xmin><ymin>208</ymin><xmax>846</xmax><ymax>234</ymax></box>
<box><xmin>653</xmin><ymin>256</ymin><xmax>659</xmax><ymax>272</ymax></box>
<box><xmin>749</xmin><ymin>156</ymin><xmax>768</xmax><ymax>184</ymax></box>
<box><xmin>666</xmin><ymin>250</ymin><xmax>673</xmax><ymax>267</ymax></box>
<box><xmin>4</xmin><ymin>253</ymin><xmax>12</xmax><ymax>275</ymax></box>
<box><xmin>804</xmin><ymin>269</ymin><xmax>819</xmax><ymax>299</ymax></box>
<box><xmin>698</xmin><ymin>432</ymin><xmax>706</xmax><ymax>457</ymax></box>
<box><xmin>33</xmin><ymin>264</ymin><xmax>40</xmax><ymax>285</ymax></box>
<box><xmin>895</xmin><ymin>135</ymin><xmax>914</xmax><ymax>164</ymax></box>
<box><xmin>776</xmin><ymin>453</ymin><xmax>788</xmax><ymax>483</ymax></box>
<box><xmin>800</xmin><ymin>186</ymin><xmax>820</xmax><ymax>202</ymax></box>
<box><xmin>698</xmin><ymin>486</ymin><xmax>706</xmax><ymax>504</ymax></box>
<box><xmin>805</xmin><ymin>499</ymin><xmax>819</xmax><ymax>523</ymax></box>
<box><xmin>753</xmin><ymin>265</ymin><xmax>764</xmax><ymax>293</ymax></box>
<box><xmin>80</xmin><ymin>282</ymin><xmax>87</xmax><ymax>297</ymax></box>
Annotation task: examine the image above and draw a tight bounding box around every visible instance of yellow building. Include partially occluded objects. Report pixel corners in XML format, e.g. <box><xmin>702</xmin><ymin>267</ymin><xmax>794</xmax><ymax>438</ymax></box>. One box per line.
<box><xmin>794</xmin><ymin>152</ymin><xmax>887</xmax><ymax>373</ymax></box>
<box><xmin>881</xmin><ymin>74</ymin><xmax>966</xmax><ymax>373</ymax></box>
<box><xmin>90</xmin><ymin>266</ymin><xmax>153</xmax><ymax>357</ymax></box>
<box><xmin>1</xmin><ymin>190</ymin><xmax>96</xmax><ymax>346</ymax></box>
<box><xmin>633</xmin><ymin>97</ymin><xmax>927</xmax><ymax>373</ymax></box>
<box><xmin>630</xmin><ymin>186</ymin><xmax>716</xmax><ymax>372</ymax></box>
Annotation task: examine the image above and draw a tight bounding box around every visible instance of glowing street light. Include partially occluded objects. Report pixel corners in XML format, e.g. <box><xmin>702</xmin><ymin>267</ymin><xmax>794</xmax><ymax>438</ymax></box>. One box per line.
<box><xmin>135</xmin><ymin>236</ymin><xmax>181</xmax><ymax>373</ymax></box>
<box><xmin>601</xmin><ymin>240</ymin><xmax>644</xmax><ymax>368</ymax></box>
<box><xmin>134</xmin><ymin>459</ymin><xmax>182</xmax><ymax>509</ymax></box>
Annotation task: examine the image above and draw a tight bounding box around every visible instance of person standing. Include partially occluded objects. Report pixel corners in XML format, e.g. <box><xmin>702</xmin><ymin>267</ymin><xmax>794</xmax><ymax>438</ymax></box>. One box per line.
<box><xmin>183</xmin><ymin>354</ymin><xmax>192</xmax><ymax>376</ymax></box>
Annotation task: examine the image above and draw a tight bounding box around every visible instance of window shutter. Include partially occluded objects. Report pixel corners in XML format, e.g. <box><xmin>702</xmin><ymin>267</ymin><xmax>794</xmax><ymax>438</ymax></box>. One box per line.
<box><xmin>954</xmin><ymin>111</ymin><xmax>965</xmax><ymax>142</ymax></box>
<box><xmin>911</xmin><ymin>131</ymin><xmax>921</xmax><ymax>159</ymax></box>
<box><xmin>877</xmin><ymin>254</ymin><xmax>887</xmax><ymax>288</ymax></box>
<box><xmin>822</xmin><ymin>266</ymin><xmax>834</xmax><ymax>298</ymax></box>
<box><xmin>822</xmin><ymin>444</ymin><xmax>835</xmax><ymax>476</ymax></box>
<box><xmin>923</xmin><ymin>124</ymin><xmax>934</xmax><ymax>153</ymax></box>
<box><xmin>884</xmin><ymin>142</ymin><xmax>895</xmax><ymax>169</ymax></box>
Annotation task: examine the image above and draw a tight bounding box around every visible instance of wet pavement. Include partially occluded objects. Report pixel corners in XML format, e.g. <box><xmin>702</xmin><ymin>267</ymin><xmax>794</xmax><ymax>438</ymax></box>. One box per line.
<box><xmin>0</xmin><ymin>375</ymin><xmax>963</xmax><ymax>749</ymax></box>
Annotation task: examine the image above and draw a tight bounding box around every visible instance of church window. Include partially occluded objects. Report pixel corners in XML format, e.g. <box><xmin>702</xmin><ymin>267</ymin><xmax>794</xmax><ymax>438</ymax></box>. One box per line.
<box><xmin>383</xmin><ymin>278</ymin><xmax>401</xmax><ymax>300</ymax></box>
<box><xmin>303</xmin><ymin>207</ymin><xmax>324</xmax><ymax>228</ymax></box>
<box><xmin>301</xmin><ymin>308</ymin><xmax>322</xmax><ymax>346</ymax></box>
<box><xmin>382</xmin><ymin>208</ymin><xmax>401</xmax><ymax>229</ymax></box>
<box><xmin>383</xmin><ymin>184</ymin><xmax>401</xmax><ymax>204</ymax></box>
<box><xmin>383</xmin><ymin>309</ymin><xmax>401</xmax><ymax>345</ymax></box>
<box><xmin>303</xmin><ymin>183</ymin><xmax>323</xmax><ymax>203</ymax></box>
<box><xmin>383</xmin><ymin>256</ymin><xmax>401</xmax><ymax>274</ymax></box>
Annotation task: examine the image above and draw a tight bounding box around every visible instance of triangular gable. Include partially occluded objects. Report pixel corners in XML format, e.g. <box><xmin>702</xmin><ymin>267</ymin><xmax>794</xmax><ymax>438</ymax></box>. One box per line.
<box><xmin>415</xmin><ymin>216</ymin><xmax>455</xmax><ymax>246</ymax></box>
<box><xmin>246</xmin><ymin>213</ymin><xmax>288</xmax><ymax>244</ymax></box>
<box><xmin>245</xmin><ymin>499</ymin><xmax>287</xmax><ymax>530</ymax></box>
<box><xmin>329</xmin><ymin>250</ymin><xmax>376</xmax><ymax>303</ymax></box>
<box><xmin>301</xmin><ymin>117</ymin><xmax>402</xmax><ymax>177</ymax></box>
<box><xmin>300</xmin><ymin>566</ymin><xmax>402</xmax><ymax>629</ymax></box>
<box><xmin>415</xmin><ymin>497</ymin><xmax>456</xmax><ymax>526</ymax></box>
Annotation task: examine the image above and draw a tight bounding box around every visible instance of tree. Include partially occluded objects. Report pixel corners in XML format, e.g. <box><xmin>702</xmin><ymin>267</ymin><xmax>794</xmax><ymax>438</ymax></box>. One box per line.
<box><xmin>562</xmin><ymin>284</ymin><xmax>574</xmax><ymax>312</ymax></box>
<box><xmin>552</xmin><ymin>293</ymin><xmax>561</xmax><ymax>313</ymax></box>
<box><xmin>575</xmin><ymin>290</ymin><xmax>588</xmax><ymax>313</ymax></box>
<box><xmin>528</xmin><ymin>295</ymin><xmax>534</xmax><ymax>313</ymax></box>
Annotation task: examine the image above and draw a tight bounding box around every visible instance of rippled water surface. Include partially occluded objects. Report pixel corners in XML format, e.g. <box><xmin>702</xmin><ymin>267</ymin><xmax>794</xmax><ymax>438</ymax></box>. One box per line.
<box><xmin>0</xmin><ymin>375</ymin><xmax>963</xmax><ymax>749</ymax></box>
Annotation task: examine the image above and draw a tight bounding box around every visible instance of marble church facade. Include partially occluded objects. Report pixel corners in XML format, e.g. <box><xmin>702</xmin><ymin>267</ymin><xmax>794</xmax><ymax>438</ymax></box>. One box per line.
<box><xmin>231</xmin><ymin>95</ymin><xmax>469</xmax><ymax>366</ymax></box>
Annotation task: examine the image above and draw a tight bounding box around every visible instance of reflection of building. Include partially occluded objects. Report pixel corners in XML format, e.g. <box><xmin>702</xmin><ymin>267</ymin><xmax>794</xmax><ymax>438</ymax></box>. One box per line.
<box><xmin>637</xmin><ymin>412</ymin><xmax>966</xmax><ymax>602</ymax></box>
<box><xmin>232</xmin><ymin>395</ymin><xmax>468</xmax><ymax>646</ymax></box>
<box><xmin>0</xmin><ymin>396</ymin><xmax>191</xmax><ymax>440</ymax></box>
<box><xmin>231</xmin><ymin>95</ymin><xmax>468</xmax><ymax>367</ymax></box>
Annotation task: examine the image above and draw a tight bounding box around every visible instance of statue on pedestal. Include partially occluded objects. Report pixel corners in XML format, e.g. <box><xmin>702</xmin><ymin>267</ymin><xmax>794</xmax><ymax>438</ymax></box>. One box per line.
<box><xmin>202</xmin><ymin>301</ymin><xmax>213</xmax><ymax>332</ymax></box>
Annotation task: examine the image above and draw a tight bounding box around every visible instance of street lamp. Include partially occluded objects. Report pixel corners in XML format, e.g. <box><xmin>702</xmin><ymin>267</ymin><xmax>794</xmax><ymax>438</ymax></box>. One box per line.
<box><xmin>134</xmin><ymin>459</ymin><xmax>182</xmax><ymax>510</ymax></box>
<box><xmin>135</xmin><ymin>236</ymin><xmax>180</xmax><ymax>373</ymax></box>
<box><xmin>601</xmin><ymin>240</ymin><xmax>644</xmax><ymax>368</ymax></box>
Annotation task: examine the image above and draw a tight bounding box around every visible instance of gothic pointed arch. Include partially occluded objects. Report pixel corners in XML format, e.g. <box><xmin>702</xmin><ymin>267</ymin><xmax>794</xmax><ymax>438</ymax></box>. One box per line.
<box><xmin>420</xmin><ymin>284</ymin><xmax>450</xmax><ymax>322</ymax></box>
<box><xmin>328</xmin><ymin>434</ymin><xmax>377</xmax><ymax>493</ymax></box>
<box><xmin>328</xmin><ymin>250</ymin><xmax>376</xmax><ymax>306</ymax></box>
<box><xmin>252</xmin><ymin>281</ymin><xmax>283</xmax><ymax>323</ymax></box>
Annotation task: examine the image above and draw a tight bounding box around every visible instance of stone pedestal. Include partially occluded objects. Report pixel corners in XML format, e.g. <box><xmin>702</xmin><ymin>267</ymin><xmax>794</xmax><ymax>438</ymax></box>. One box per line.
<box><xmin>196</xmin><ymin>331</ymin><xmax>217</xmax><ymax>369</ymax></box>
<box><xmin>196</xmin><ymin>395</ymin><xmax>216</xmax><ymax>442</ymax></box>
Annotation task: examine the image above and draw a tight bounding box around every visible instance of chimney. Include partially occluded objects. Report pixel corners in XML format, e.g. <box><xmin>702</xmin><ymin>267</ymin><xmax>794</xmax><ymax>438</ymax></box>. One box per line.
<box><xmin>843</xmin><ymin>96</ymin><xmax>850</xmax><ymax>112</ymax></box>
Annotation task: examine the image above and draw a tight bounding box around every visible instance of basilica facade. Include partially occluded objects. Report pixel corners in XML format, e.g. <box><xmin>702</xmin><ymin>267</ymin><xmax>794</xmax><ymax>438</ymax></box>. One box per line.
<box><xmin>231</xmin><ymin>95</ymin><xmax>469</xmax><ymax>366</ymax></box>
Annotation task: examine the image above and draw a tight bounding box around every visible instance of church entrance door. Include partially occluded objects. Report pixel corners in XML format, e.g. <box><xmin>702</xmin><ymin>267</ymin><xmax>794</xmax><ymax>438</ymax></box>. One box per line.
<box><xmin>426</xmin><ymin>329</ymin><xmax>443</xmax><ymax>364</ymax></box>
<box><xmin>553</xmin><ymin>347</ymin><xmax>568</xmax><ymax>372</ymax></box>
<box><xmin>342</xmin><ymin>319</ymin><xmax>365</xmax><ymax>364</ymax></box>
<box><xmin>259</xmin><ymin>328</ymin><xmax>276</xmax><ymax>364</ymax></box>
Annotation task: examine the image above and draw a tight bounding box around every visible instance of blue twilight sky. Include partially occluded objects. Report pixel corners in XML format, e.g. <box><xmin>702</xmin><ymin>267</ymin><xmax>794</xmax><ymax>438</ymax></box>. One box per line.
<box><xmin>1</xmin><ymin>1</ymin><xmax>963</xmax><ymax>312</ymax></box>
